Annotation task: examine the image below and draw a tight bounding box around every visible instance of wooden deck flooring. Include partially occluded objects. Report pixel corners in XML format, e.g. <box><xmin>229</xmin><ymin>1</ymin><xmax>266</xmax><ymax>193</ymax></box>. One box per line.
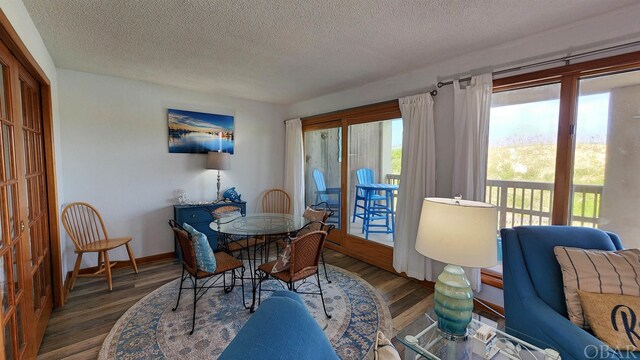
<box><xmin>37</xmin><ymin>249</ymin><xmax>434</xmax><ymax>359</ymax></box>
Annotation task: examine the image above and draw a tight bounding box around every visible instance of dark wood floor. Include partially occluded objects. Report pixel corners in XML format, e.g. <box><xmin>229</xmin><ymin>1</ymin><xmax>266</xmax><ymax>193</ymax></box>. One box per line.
<box><xmin>37</xmin><ymin>249</ymin><xmax>435</xmax><ymax>359</ymax></box>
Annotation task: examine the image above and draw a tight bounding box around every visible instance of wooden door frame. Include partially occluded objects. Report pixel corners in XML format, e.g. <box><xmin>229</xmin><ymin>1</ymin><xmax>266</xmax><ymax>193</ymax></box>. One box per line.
<box><xmin>0</xmin><ymin>10</ymin><xmax>64</xmax><ymax>308</ymax></box>
<box><xmin>302</xmin><ymin>100</ymin><xmax>402</xmax><ymax>273</ymax></box>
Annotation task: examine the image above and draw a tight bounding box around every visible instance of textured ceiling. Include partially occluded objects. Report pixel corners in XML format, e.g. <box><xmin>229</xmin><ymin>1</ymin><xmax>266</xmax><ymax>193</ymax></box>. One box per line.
<box><xmin>22</xmin><ymin>0</ymin><xmax>638</xmax><ymax>104</ymax></box>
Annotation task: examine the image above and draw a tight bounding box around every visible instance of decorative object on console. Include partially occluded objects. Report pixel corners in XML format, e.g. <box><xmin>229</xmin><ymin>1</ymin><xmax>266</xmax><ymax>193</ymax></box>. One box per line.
<box><xmin>414</xmin><ymin>197</ymin><xmax>497</xmax><ymax>338</ymax></box>
<box><xmin>175</xmin><ymin>189</ymin><xmax>188</xmax><ymax>204</ymax></box>
<box><xmin>223</xmin><ymin>187</ymin><xmax>242</xmax><ymax>202</ymax></box>
<box><xmin>206</xmin><ymin>151</ymin><xmax>231</xmax><ymax>201</ymax></box>
<box><xmin>168</xmin><ymin>108</ymin><xmax>234</xmax><ymax>154</ymax></box>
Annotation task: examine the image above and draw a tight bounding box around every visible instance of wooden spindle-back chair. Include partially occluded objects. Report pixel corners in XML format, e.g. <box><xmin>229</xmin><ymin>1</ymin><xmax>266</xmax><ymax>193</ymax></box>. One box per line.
<box><xmin>262</xmin><ymin>189</ymin><xmax>291</xmax><ymax>214</ymax></box>
<box><xmin>61</xmin><ymin>202</ymin><xmax>138</xmax><ymax>291</ymax></box>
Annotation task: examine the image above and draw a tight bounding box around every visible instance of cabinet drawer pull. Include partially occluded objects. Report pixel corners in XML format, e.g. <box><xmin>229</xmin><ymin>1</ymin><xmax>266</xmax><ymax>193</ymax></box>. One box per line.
<box><xmin>191</xmin><ymin>214</ymin><xmax>196</xmax><ymax>218</ymax></box>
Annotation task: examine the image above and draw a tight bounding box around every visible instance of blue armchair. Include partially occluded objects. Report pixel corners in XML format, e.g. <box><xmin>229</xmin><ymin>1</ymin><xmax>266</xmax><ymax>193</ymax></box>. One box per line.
<box><xmin>501</xmin><ymin>226</ymin><xmax>639</xmax><ymax>359</ymax></box>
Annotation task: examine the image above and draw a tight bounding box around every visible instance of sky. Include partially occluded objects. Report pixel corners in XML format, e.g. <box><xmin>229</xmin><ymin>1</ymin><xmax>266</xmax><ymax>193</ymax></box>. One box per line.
<box><xmin>392</xmin><ymin>119</ymin><xmax>402</xmax><ymax>147</ymax></box>
<box><xmin>168</xmin><ymin>108</ymin><xmax>234</xmax><ymax>131</ymax></box>
<box><xmin>389</xmin><ymin>92</ymin><xmax>610</xmax><ymax>149</ymax></box>
<box><xmin>489</xmin><ymin>93</ymin><xmax>609</xmax><ymax>147</ymax></box>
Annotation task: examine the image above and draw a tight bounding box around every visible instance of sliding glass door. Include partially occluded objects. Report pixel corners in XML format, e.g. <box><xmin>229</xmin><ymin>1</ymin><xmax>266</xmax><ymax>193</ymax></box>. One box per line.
<box><xmin>303</xmin><ymin>124</ymin><xmax>342</xmax><ymax>244</ymax></box>
<box><xmin>570</xmin><ymin>69</ymin><xmax>640</xmax><ymax>250</ymax></box>
<box><xmin>346</xmin><ymin>119</ymin><xmax>401</xmax><ymax>247</ymax></box>
<box><xmin>302</xmin><ymin>102</ymin><xmax>401</xmax><ymax>271</ymax></box>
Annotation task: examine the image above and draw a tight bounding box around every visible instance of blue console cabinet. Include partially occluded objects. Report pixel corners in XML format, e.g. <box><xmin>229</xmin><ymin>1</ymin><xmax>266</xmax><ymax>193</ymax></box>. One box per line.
<box><xmin>173</xmin><ymin>201</ymin><xmax>246</xmax><ymax>257</ymax></box>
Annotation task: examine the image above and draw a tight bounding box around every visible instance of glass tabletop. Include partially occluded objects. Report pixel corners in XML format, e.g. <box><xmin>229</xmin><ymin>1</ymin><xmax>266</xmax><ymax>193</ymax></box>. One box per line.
<box><xmin>209</xmin><ymin>212</ymin><xmax>309</xmax><ymax>236</ymax></box>
<box><xmin>397</xmin><ymin>310</ymin><xmax>557</xmax><ymax>360</ymax></box>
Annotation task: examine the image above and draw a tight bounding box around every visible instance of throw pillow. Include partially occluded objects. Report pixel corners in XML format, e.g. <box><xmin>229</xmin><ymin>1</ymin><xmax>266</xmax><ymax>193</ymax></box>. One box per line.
<box><xmin>271</xmin><ymin>244</ymin><xmax>291</xmax><ymax>273</ymax></box>
<box><xmin>373</xmin><ymin>331</ymin><xmax>401</xmax><ymax>360</ymax></box>
<box><xmin>182</xmin><ymin>223</ymin><xmax>217</xmax><ymax>273</ymax></box>
<box><xmin>579</xmin><ymin>290</ymin><xmax>640</xmax><ymax>351</ymax></box>
<box><xmin>298</xmin><ymin>206</ymin><xmax>327</xmax><ymax>237</ymax></box>
<box><xmin>554</xmin><ymin>246</ymin><xmax>640</xmax><ymax>329</ymax></box>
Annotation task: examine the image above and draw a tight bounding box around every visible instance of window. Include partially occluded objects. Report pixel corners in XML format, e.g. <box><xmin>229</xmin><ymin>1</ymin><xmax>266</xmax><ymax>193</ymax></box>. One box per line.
<box><xmin>484</xmin><ymin>52</ymin><xmax>640</xmax><ymax>280</ymax></box>
<box><xmin>570</xmin><ymin>69</ymin><xmax>640</xmax><ymax>246</ymax></box>
<box><xmin>304</xmin><ymin>126</ymin><xmax>342</xmax><ymax>244</ymax></box>
<box><xmin>487</xmin><ymin>83</ymin><xmax>561</xmax><ymax>229</ymax></box>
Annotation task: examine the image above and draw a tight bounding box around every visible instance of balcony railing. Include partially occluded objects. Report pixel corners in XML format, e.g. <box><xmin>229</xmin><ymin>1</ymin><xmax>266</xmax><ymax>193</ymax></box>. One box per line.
<box><xmin>485</xmin><ymin>179</ymin><xmax>603</xmax><ymax>229</ymax></box>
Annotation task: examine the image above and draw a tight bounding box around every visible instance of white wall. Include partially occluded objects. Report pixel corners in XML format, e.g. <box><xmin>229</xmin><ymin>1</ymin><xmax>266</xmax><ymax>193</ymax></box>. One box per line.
<box><xmin>58</xmin><ymin>69</ymin><xmax>287</xmax><ymax>269</ymax></box>
<box><xmin>0</xmin><ymin>1</ymin><xmax>67</xmax><ymax>280</ymax></box>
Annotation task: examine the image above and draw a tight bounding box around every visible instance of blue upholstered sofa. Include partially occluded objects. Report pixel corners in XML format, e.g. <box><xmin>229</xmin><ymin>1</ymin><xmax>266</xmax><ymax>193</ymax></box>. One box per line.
<box><xmin>501</xmin><ymin>226</ymin><xmax>639</xmax><ymax>360</ymax></box>
<box><xmin>219</xmin><ymin>291</ymin><xmax>338</xmax><ymax>360</ymax></box>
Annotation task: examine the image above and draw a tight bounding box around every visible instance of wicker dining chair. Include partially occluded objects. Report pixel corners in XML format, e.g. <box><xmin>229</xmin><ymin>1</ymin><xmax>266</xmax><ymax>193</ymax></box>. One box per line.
<box><xmin>61</xmin><ymin>202</ymin><xmax>138</xmax><ymax>291</ymax></box>
<box><xmin>297</xmin><ymin>203</ymin><xmax>335</xmax><ymax>283</ymax></box>
<box><xmin>169</xmin><ymin>220</ymin><xmax>244</xmax><ymax>334</ymax></box>
<box><xmin>262</xmin><ymin>189</ymin><xmax>291</xmax><ymax>214</ymax></box>
<box><xmin>257</xmin><ymin>226</ymin><xmax>335</xmax><ymax>319</ymax></box>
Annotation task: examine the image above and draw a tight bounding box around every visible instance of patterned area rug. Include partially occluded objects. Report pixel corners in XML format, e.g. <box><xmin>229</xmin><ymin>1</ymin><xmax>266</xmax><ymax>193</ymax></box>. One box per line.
<box><xmin>99</xmin><ymin>264</ymin><xmax>392</xmax><ymax>359</ymax></box>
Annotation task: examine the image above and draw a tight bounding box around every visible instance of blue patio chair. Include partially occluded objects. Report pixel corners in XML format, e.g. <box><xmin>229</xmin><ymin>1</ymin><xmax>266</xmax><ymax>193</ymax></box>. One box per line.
<box><xmin>312</xmin><ymin>169</ymin><xmax>341</xmax><ymax>227</ymax></box>
<box><xmin>352</xmin><ymin>168</ymin><xmax>385</xmax><ymax>223</ymax></box>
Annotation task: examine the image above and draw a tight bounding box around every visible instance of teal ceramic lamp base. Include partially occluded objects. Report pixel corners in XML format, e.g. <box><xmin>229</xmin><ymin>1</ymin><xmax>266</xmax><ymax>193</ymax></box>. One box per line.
<box><xmin>434</xmin><ymin>264</ymin><xmax>474</xmax><ymax>338</ymax></box>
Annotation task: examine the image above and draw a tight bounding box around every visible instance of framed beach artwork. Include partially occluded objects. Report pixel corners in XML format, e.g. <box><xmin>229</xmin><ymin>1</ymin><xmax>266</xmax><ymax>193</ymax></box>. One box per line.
<box><xmin>168</xmin><ymin>108</ymin><xmax>234</xmax><ymax>154</ymax></box>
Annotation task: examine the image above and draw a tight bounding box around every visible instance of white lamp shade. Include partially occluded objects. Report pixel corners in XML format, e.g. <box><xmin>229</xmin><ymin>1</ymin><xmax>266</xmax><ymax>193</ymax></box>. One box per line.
<box><xmin>415</xmin><ymin>197</ymin><xmax>498</xmax><ymax>268</ymax></box>
<box><xmin>206</xmin><ymin>151</ymin><xmax>231</xmax><ymax>170</ymax></box>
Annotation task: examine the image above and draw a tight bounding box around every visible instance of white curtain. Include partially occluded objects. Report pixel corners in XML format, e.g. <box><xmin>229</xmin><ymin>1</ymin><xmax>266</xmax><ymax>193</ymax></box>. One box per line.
<box><xmin>284</xmin><ymin>118</ymin><xmax>305</xmax><ymax>216</ymax></box>
<box><xmin>393</xmin><ymin>94</ymin><xmax>437</xmax><ymax>280</ymax></box>
<box><xmin>452</xmin><ymin>73</ymin><xmax>493</xmax><ymax>291</ymax></box>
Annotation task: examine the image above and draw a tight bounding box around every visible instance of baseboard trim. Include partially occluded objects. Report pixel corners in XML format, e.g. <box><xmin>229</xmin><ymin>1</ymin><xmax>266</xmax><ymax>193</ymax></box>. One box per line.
<box><xmin>66</xmin><ymin>251</ymin><xmax>176</xmax><ymax>277</ymax></box>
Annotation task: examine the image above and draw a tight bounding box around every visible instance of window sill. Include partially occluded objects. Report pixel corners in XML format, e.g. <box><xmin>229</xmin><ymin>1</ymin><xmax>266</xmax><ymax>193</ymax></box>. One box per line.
<box><xmin>481</xmin><ymin>269</ymin><xmax>503</xmax><ymax>289</ymax></box>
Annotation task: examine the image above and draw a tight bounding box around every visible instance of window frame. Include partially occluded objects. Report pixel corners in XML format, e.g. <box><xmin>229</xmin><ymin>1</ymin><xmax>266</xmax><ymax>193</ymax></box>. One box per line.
<box><xmin>483</xmin><ymin>50</ymin><xmax>640</xmax><ymax>288</ymax></box>
<box><xmin>302</xmin><ymin>100</ymin><xmax>402</xmax><ymax>273</ymax></box>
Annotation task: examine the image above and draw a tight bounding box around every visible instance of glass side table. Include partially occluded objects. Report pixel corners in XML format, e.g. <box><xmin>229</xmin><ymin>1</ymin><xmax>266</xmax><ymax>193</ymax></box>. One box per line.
<box><xmin>396</xmin><ymin>310</ymin><xmax>560</xmax><ymax>360</ymax></box>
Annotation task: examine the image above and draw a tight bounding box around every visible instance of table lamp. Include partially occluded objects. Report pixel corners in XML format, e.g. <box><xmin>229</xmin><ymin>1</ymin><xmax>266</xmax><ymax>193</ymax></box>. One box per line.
<box><xmin>206</xmin><ymin>151</ymin><xmax>231</xmax><ymax>201</ymax></box>
<box><xmin>415</xmin><ymin>197</ymin><xmax>497</xmax><ymax>339</ymax></box>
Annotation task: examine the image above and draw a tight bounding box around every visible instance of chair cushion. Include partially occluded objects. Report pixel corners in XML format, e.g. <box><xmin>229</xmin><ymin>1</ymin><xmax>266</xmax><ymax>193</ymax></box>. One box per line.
<box><xmin>271</xmin><ymin>245</ymin><xmax>291</xmax><ymax>273</ymax></box>
<box><xmin>554</xmin><ymin>247</ymin><xmax>640</xmax><ymax>329</ymax></box>
<box><xmin>304</xmin><ymin>206</ymin><xmax>326</xmax><ymax>223</ymax></box>
<box><xmin>579</xmin><ymin>291</ymin><xmax>640</xmax><ymax>351</ymax></box>
<box><xmin>515</xmin><ymin>226</ymin><xmax>619</xmax><ymax>316</ymax></box>
<box><xmin>182</xmin><ymin>222</ymin><xmax>217</xmax><ymax>273</ymax></box>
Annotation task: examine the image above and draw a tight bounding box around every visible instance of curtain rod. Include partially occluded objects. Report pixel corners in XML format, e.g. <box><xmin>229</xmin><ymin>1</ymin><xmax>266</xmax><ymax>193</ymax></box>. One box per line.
<box><xmin>436</xmin><ymin>39</ymin><xmax>640</xmax><ymax>88</ymax></box>
<box><xmin>291</xmin><ymin>90</ymin><xmax>437</xmax><ymax>123</ymax></box>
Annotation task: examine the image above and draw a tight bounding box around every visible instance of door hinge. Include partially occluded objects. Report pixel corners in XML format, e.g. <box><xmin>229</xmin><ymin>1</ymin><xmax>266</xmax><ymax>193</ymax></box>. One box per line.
<box><xmin>20</xmin><ymin>220</ymin><xmax>25</xmax><ymax>233</ymax></box>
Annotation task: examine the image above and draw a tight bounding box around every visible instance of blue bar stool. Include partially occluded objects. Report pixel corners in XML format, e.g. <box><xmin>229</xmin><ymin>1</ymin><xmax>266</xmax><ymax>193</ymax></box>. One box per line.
<box><xmin>352</xmin><ymin>168</ymin><xmax>384</xmax><ymax>223</ymax></box>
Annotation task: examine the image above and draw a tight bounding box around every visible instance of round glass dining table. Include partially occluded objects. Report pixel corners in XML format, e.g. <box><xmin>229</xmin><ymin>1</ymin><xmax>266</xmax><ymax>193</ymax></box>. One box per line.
<box><xmin>210</xmin><ymin>212</ymin><xmax>309</xmax><ymax>237</ymax></box>
<box><xmin>209</xmin><ymin>212</ymin><xmax>310</xmax><ymax>312</ymax></box>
